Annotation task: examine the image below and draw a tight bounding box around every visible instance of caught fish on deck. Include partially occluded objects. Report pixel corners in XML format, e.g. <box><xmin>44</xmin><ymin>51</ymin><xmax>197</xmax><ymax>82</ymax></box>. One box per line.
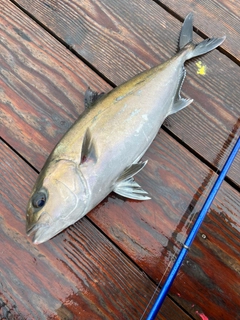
<box><xmin>26</xmin><ymin>13</ymin><xmax>225</xmax><ymax>244</ymax></box>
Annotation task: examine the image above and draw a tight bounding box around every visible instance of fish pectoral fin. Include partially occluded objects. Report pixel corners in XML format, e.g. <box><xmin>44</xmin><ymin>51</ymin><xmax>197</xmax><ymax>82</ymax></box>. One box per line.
<box><xmin>114</xmin><ymin>178</ymin><xmax>151</xmax><ymax>200</ymax></box>
<box><xmin>113</xmin><ymin>161</ymin><xmax>150</xmax><ymax>200</ymax></box>
<box><xmin>84</xmin><ymin>87</ymin><xmax>104</xmax><ymax>109</ymax></box>
<box><xmin>80</xmin><ymin>128</ymin><xmax>97</xmax><ymax>164</ymax></box>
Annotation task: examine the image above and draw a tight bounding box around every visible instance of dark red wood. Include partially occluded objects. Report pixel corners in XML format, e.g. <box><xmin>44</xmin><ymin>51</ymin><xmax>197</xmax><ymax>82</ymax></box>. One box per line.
<box><xmin>0</xmin><ymin>140</ymin><xmax>191</xmax><ymax>320</ymax></box>
<box><xmin>0</xmin><ymin>0</ymin><xmax>239</xmax><ymax>319</ymax></box>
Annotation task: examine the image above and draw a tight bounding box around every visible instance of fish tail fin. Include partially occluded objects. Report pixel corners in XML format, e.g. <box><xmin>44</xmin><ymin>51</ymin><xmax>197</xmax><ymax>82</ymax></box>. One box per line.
<box><xmin>179</xmin><ymin>13</ymin><xmax>225</xmax><ymax>59</ymax></box>
<box><xmin>179</xmin><ymin>13</ymin><xmax>194</xmax><ymax>50</ymax></box>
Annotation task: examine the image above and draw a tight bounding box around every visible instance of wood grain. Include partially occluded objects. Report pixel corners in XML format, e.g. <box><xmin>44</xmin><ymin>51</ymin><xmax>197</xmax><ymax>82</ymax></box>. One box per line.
<box><xmin>0</xmin><ymin>1</ymin><xmax>239</xmax><ymax>319</ymax></box>
<box><xmin>0</xmin><ymin>1</ymin><xmax>111</xmax><ymax>170</ymax></box>
<box><xmin>0</xmin><ymin>140</ymin><xmax>192</xmax><ymax>320</ymax></box>
<box><xmin>4</xmin><ymin>0</ymin><xmax>240</xmax><ymax>186</ymax></box>
<box><xmin>88</xmin><ymin>130</ymin><xmax>240</xmax><ymax>320</ymax></box>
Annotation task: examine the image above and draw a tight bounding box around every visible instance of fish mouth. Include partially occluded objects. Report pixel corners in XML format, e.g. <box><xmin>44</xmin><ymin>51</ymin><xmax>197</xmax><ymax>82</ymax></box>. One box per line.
<box><xmin>27</xmin><ymin>220</ymin><xmax>68</xmax><ymax>245</ymax></box>
<box><xmin>26</xmin><ymin>222</ymin><xmax>51</xmax><ymax>245</ymax></box>
<box><xmin>27</xmin><ymin>222</ymin><xmax>41</xmax><ymax>236</ymax></box>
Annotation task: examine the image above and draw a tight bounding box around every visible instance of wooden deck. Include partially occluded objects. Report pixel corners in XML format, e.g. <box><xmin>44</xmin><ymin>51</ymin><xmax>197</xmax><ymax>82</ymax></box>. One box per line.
<box><xmin>0</xmin><ymin>0</ymin><xmax>239</xmax><ymax>319</ymax></box>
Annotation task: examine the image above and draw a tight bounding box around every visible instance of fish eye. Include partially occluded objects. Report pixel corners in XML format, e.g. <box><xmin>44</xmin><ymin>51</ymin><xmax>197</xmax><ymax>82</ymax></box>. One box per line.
<box><xmin>32</xmin><ymin>192</ymin><xmax>46</xmax><ymax>209</ymax></box>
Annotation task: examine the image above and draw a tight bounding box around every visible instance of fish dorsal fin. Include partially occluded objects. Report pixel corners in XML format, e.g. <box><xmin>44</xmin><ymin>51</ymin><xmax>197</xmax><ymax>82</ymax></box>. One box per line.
<box><xmin>113</xmin><ymin>161</ymin><xmax>151</xmax><ymax>200</ymax></box>
<box><xmin>170</xmin><ymin>67</ymin><xmax>193</xmax><ymax>115</ymax></box>
<box><xmin>80</xmin><ymin>128</ymin><xmax>97</xmax><ymax>164</ymax></box>
<box><xmin>84</xmin><ymin>87</ymin><xmax>104</xmax><ymax>109</ymax></box>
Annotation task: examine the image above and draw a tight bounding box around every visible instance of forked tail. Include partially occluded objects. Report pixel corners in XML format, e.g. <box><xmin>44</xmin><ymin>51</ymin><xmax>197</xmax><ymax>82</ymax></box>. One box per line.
<box><xmin>179</xmin><ymin>13</ymin><xmax>225</xmax><ymax>60</ymax></box>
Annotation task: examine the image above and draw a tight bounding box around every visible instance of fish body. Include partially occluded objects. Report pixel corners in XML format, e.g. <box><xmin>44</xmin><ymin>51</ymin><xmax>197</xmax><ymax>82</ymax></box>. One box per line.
<box><xmin>26</xmin><ymin>13</ymin><xmax>225</xmax><ymax>244</ymax></box>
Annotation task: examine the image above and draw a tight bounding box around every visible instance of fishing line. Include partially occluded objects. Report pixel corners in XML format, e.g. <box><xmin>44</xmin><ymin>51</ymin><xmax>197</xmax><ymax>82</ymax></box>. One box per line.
<box><xmin>140</xmin><ymin>209</ymin><xmax>200</xmax><ymax>320</ymax></box>
<box><xmin>140</xmin><ymin>162</ymin><xmax>217</xmax><ymax>318</ymax></box>
<box><xmin>140</xmin><ymin>135</ymin><xmax>239</xmax><ymax>319</ymax></box>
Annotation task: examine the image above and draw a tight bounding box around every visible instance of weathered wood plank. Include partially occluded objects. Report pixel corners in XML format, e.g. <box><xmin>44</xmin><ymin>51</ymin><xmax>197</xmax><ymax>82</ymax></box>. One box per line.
<box><xmin>0</xmin><ymin>1</ymin><xmax>239</xmax><ymax>319</ymax></box>
<box><xmin>4</xmin><ymin>0</ymin><xmax>240</xmax><ymax>186</ymax></box>
<box><xmin>160</xmin><ymin>0</ymin><xmax>240</xmax><ymax>60</ymax></box>
<box><xmin>0</xmin><ymin>140</ymin><xmax>191</xmax><ymax>320</ymax></box>
<box><xmin>88</xmin><ymin>130</ymin><xmax>240</xmax><ymax>320</ymax></box>
<box><xmin>0</xmin><ymin>1</ymin><xmax>110</xmax><ymax>169</ymax></box>
<box><xmin>1</xmin><ymin>130</ymin><xmax>239</xmax><ymax>319</ymax></box>
<box><xmin>174</xmin><ymin>187</ymin><xmax>240</xmax><ymax>320</ymax></box>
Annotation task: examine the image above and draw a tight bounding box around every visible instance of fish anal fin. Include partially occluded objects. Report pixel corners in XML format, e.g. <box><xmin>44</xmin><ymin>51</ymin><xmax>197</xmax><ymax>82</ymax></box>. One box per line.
<box><xmin>171</xmin><ymin>98</ymin><xmax>193</xmax><ymax>115</ymax></box>
<box><xmin>114</xmin><ymin>178</ymin><xmax>150</xmax><ymax>200</ymax></box>
<box><xmin>113</xmin><ymin>161</ymin><xmax>150</xmax><ymax>200</ymax></box>
<box><xmin>84</xmin><ymin>87</ymin><xmax>104</xmax><ymax>109</ymax></box>
<box><xmin>80</xmin><ymin>128</ymin><xmax>97</xmax><ymax>165</ymax></box>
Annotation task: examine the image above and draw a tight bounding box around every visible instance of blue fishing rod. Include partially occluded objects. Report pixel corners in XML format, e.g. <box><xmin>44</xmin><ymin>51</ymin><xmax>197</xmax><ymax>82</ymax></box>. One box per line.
<box><xmin>146</xmin><ymin>137</ymin><xmax>240</xmax><ymax>320</ymax></box>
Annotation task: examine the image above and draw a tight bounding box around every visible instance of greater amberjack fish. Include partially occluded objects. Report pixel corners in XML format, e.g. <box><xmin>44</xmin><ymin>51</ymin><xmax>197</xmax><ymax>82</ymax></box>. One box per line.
<box><xmin>26</xmin><ymin>13</ymin><xmax>225</xmax><ymax>244</ymax></box>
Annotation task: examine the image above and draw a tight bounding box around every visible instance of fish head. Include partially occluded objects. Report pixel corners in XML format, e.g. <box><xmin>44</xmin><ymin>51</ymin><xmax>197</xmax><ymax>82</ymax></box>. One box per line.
<box><xmin>26</xmin><ymin>159</ymin><xmax>89</xmax><ymax>244</ymax></box>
